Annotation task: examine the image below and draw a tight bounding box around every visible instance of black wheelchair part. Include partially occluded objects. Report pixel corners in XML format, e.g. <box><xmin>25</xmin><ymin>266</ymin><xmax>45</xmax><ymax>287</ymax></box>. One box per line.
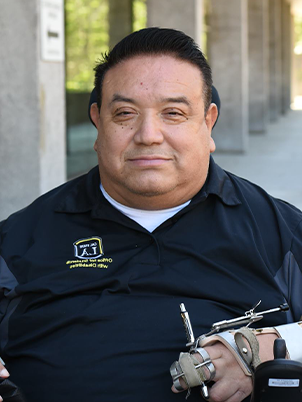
<box><xmin>251</xmin><ymin>338</ymin><xmax>302</xmax><ymax>402</ymax></box>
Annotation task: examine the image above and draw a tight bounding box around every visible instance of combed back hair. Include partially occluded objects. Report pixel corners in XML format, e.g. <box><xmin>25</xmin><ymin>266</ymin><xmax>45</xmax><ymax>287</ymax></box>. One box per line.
<box><xmin>94</xmin><ymin>27</ymin><xmax>213</xmax><ymax>114</ymax></box>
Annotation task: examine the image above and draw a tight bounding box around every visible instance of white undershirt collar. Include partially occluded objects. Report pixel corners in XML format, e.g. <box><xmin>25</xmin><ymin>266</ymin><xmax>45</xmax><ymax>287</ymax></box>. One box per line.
<box><xmin>100</xmin><ymin>184</ymin><xmax>191</xmax><ymax>232</ymax></box>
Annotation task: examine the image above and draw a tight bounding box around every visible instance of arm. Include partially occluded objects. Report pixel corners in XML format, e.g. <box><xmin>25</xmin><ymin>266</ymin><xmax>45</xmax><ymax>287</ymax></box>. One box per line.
<box><xmin>171</xmin><ymin>320</ymin><xmax>302</xmax><ymax>402</ymax></box>
<box><xmin>172</xmin><ymin>331</ymin><xmax>278</xmax><ymax>402</ymax></box>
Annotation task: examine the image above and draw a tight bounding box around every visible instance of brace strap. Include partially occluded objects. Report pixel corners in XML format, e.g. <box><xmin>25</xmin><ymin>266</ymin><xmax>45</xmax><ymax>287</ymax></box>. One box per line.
<box><xmin>178</xmin><ymin>352</ymin><xmax>208</xmax><ymax>388</ymax></box>
<box><xmin>234</xmin><ymin>327</ymin><xmax>261</xmax><ymax>369</ymax></box>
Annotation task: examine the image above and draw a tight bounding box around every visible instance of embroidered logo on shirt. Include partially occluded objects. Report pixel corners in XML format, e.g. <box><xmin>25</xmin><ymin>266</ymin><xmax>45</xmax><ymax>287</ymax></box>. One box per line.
<box><xmin>73</xmin><ymin>237</ymin><xmax>104</xmax><ymax>259</ymax></box>
<box><xmin>65</xmin><ymin>237</ymin><xmax>113</xmax><ymax>269</ymax></box>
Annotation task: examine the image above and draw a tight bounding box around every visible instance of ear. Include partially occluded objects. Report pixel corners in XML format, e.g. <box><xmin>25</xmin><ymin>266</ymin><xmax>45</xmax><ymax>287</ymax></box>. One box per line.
<box><xmin>205</xmin><ymin>103</ymin><xmax>218</xmax><ymax>131</ymax></box>
<box><xmin>90</xmin><ymin>103</ymin><xmax>100</xmax><ymax>128</ymax></box>
<box><xmin>205</xmin><ymin>103</ymin><xmax>217</xmax><ymax>154</ymax></box>
<box><xmin>209</xmin><ymin>137</ymin><xmax>216</xmax><ymax>154</ymax></box>
<box><xmin>90</xmin><ymin>103</ymin><xmax>100</xmax><ymax>152</ymax></box>
<box><xmin>93</xmin><ymin>138</ymin><xmax>98</xmax><ymax>153</ymax></box>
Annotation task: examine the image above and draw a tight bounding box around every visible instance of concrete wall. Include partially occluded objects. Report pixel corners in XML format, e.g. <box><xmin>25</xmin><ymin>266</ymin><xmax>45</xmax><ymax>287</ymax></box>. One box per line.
<box><xmin>208</xmin><ymin>0</ymin><xmax>249</xmax><ymax>152</ymax></box>
<box><xmin>147</xmin><ymin>0</ymin><xmax>203</xmax><ymax>47</ymax></box>
<box><xmin>281</xmin><ymin>0</ymin><xmax>292</xmax><ymax>113</ymax></box>
<box><xmin>269</xmin><ymin>0</ymin><xmax>283</xmax><ymax>121</ymax></box>
<box><xmin>0</xmin><ymin>0</ymin><xmax>66</xmax><ymax>221</ymax></box>
<box><xmin>248</xmin><ymin>0</ymin><xmax>270</xmax><ymax>133</ymax></box>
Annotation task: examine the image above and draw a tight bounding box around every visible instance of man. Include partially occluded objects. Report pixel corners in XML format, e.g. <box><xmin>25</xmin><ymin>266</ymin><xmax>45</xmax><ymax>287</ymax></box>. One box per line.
<box><xmin>0</xmin><ymin>28</ymin><xmax>302</xmax><ymax>402</ymax></box>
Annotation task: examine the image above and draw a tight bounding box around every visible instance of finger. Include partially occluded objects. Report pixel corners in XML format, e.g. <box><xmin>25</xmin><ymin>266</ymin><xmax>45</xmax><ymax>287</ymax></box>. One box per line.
<box><xmin>171</xmin><ymin>344</ymin><xmax>228</xmax><ymax>395</ymax></box>
<box><xmin>171</xmin><ymin>380</ymin><xmax>187</xmax><ymax>394</ymax></box>
<box><xmin>224</xmin><ymin>390</ymin><xmax>251</xmax><ymax>402</ymax></box>
<box><xmin>203</xmin><ymin>344</ymin><xmax>242</xmax><ymax>380</ymax></box>
<box><xmin>0</xmin><ymin>360</ymin><xmax>10</xmax><ymax>378</ymax></box>
<box><xmin>171</xmin><ymin>384</ymin><xmax>183</xmax><ymax>393</ymax></box>
<box><xmin>203</xmin><ymin>344</ymin><xmax>223</xmax><ymax>361</ymax></box>
<box><xmin>207</xmin><ymin>376</ymin><xmax>252</xmax><ymax>402</ymax></box>
<box><xmin>0</xmin><ymin>368</ymin><xmax>10</xmax><ymax>378</ymax></box>
<box><xmin>170</xmin><ymin>360</ymin><xmax>189</xmax><ymax>393</ymax></box>
<box><xmin>208</xmin><ymin>387</ymin><xmax>250</xmax><ymax>402</ymax></box>
<box><xmin>203</xmin><ymin>350</ymin><xmax>231</xmax><ymax>381</ymax></box>
<box><xmin>172</xmin><ymin>353</ymin><xmax>216</xmax><ymax>395</ymax></box>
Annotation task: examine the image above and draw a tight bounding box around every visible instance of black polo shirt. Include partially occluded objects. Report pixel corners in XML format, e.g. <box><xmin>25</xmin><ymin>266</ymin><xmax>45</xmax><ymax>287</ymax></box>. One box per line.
<box><xmin>1</xmin><ymin>157</ymin><xmax>302</xmax><ymax>402</ymax></box>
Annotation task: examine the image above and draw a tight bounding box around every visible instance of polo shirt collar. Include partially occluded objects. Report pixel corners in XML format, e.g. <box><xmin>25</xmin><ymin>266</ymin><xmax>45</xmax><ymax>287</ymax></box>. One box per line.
<box><xmin>54</xmin><ymin>166</ymin><xmax>101</xmax><ymax>213</ymax></box>
<box><xmin>195</xmin><ymin>156</ymin><xmax>241</xmax><ymax>206</ymax></box>
<box><xmin>55</xmin><ymin>156</ymin><xmax>241</xmax><ymax>214</ymax></box>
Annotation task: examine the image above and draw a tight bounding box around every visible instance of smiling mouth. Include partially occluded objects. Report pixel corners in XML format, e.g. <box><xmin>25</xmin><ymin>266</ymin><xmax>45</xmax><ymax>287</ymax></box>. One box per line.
<box><xmin>127</xmin><ymin>156</ymin><xmax>171</xmax><ymax>167</ymax></box>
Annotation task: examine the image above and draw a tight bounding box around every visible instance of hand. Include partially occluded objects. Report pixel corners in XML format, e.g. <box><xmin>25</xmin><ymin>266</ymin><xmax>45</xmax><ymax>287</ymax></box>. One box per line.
<box><xmin>172</xmin><ymin>333</ymin><xmax>278</xmax><ymax>402</ymax></box>
<box><xmin>172</xmin><ymin>342</ymin><xmax>252</xmax><ymax>402</ymax></box>
<box><xmin>0</xmin><ymin>360</ymin><xmax>10</xmax><ymax>402</ymax></box>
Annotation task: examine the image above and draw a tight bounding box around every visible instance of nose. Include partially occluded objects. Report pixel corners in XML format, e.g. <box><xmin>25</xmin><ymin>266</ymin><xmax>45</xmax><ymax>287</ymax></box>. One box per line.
<box><xmin>133</xmin><ymin>113</ymin><xmax>164</xmax><ymax>145</ymax></box>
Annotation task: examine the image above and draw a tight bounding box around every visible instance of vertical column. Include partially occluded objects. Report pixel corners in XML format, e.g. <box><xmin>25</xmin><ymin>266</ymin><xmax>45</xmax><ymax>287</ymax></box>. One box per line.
<box><xmin>208</xmin><ymin>0</ymin><xmax>249</xmax><ymax>152</ymax></box>
<box><xmin>147</xmin><ymin>0</ymin><xmax>204</xmax><ymax>48</ymax></box>
<box><xmin>0</xmin><ymin>0</ymin><xmax>66</xmax><ymax>221</ymax></box>
<box><xmin>269</xmin><ymin>0</ymin><xmax>283</xmax><ymax>121</ymax></box>
<box><xmin>109</xmin><ymin>0</ymin><xmax>133</xmax><ymax>48</ymax></box>
<box><xmin>248</xmin><ymin>0</ymin><xmax>269</xmax><ymax>133</ymax></box>
<box><xmin>281</xmin><ymin>0</ymin><xmax>292</xmax><ymax>114</ymax></box>
<box><xmin>291</xmin><ymin>10</ymin><xmax>298</xmax><ymax>105</ymax></box>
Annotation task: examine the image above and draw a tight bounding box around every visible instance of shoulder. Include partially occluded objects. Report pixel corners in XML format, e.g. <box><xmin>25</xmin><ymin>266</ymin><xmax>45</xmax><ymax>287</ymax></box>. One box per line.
<box><xmin>208</xmin><ymin>163</ymin><xmax>302</xmax><ymax>266</ymax></box>
<box><xmin>0</xmin><ymin>167</ymin><xmax>99</xmax><ymax>244</ymax></box>
<box><xmin>225</xmin><ymin>169</ymin><xmax>302</xmax><ymax>231</ymax></box>
<box><xmin>208</xmin><ymin>159</ymin><xmax>302</xmax><ymax>232</ymax></box>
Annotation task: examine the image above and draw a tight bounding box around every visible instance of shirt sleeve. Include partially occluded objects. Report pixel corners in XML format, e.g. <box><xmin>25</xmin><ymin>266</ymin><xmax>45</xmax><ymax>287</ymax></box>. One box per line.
<box><xmin>289</xmin><ymin>219</ymin><xmax>302</xmax><ymax>321</ymax></box>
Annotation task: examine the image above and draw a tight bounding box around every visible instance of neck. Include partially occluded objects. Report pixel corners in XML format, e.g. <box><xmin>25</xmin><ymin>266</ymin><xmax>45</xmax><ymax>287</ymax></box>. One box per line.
<box><xmin>100</xmin><ymin>184</ymin><xmax>202</xmax><ymax>210</ymax></box>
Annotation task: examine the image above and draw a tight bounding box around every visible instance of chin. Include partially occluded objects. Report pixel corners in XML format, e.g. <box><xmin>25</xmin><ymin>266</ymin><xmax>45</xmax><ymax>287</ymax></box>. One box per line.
<box><xmin>125</xmin><ymin>182</ymin><xmax>176</xmax><ymax>198</ymax></box>
<box><xmin>128</xmin><ymin>187</ymin><xmax>171</xmax><ymax>198</ymax></box>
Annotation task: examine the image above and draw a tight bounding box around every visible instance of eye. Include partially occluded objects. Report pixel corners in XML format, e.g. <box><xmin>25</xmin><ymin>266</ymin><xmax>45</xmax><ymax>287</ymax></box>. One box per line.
<box><xmin>167</xmin><ymin>111</ymin><xmax>181</xmax><ymax>116</ymax></box>
<box><xmin>162</xmin><ymin>108</ymin><xmax>188</xmax><ymax>122</ymax></box>
<box><xmin>116</xmin><ymin>110</ymin><xmax>133</xmax><ymax>116</ymax></box>
<box><xmin>113</xmin><ymin>108</ymin><xmax>137</xmax><ymax>123</ymax></box>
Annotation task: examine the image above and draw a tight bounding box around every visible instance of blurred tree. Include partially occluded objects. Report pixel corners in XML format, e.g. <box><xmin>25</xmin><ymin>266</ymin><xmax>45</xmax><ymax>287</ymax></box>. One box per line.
<box><xmin>65</xmin><ymin>0</ymin><xmax>109</xmax><ymax>91</ymax></box>
<box><xmin>133</xmin><ymin>0</ymin><xmax>147</xmax><ymax>32</ymax></box>
<box><xmin>294</xmin><ymin>16</ymin><xmax>302</xmax><ymax>88</ymax></box>
<box><xmin>294</xmin><ymin>15</ymin><xmax>302</xmax><ymax>54</ymax></box>
<box><xmin>65</xmin><ymin>0</ymin><xmax>146</xmax><ymax>92</ymax></box>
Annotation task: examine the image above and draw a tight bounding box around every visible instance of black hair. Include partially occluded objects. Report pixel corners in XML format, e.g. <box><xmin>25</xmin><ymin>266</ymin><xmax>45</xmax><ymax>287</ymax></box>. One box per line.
<box><xmin>94</xmin><ymin>27</ymin><xmax>212</xmax><ymax>113</ymax></box>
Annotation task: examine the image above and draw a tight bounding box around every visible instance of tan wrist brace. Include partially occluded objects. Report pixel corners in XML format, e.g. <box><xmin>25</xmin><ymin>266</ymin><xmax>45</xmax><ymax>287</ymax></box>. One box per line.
<box><xmin>199</xmin><ymin>321</ymin><xmax>302</xmax><ymax>377</ymax></box>
<box><xmin>198</xmin><ymin>329</ymin><xmax>258</xmax><ymax>376</ymax></box>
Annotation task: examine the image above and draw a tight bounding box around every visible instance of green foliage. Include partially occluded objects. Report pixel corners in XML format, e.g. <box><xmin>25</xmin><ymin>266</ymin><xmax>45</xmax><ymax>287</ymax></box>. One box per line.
<box><xmin>294</xmin><ymin>15</ymin><xmax>302</xmax><ymax>56</ymax></box>
<box><xmin>65</xmin><ymin>0</ymin><xmax>147</xmax><ymax>92</ymax></box>
<box><xmin>65</xmin><ymin>0</ymin><xmax>109</xmax><ymax>92</ymax></box>
<box><xmin>133</xmin><ymin>0</ymin><xmax>147</xmax><ymax>32</ymax></box>
<box><xmin>295</xmin><ymin>15</ymin><xmax>302</xmax><ymax>39</ymax></box>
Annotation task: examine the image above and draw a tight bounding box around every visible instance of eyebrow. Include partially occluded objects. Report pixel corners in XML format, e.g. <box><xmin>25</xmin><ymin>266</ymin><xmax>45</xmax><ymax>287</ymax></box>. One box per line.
<box><xmin>109</xmin><ymin>94</ymin><xmax>192</xmax><ymax>108</ymax></box>
<box><xmin>110</xmin><ymin>94</ymin><xmax>136</xmax><ymax>106</ymax></box>
<box><xmin>159</xmin><ymin>97</ymin><xmax>192</xmax><ymax>107</ymax></box>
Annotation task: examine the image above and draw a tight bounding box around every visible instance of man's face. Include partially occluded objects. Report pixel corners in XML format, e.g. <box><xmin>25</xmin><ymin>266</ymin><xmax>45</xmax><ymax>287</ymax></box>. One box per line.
<box><xmin>91</xmin><ymin>54</ymin><xmax>217</xmax><ymax>210</ymax></box>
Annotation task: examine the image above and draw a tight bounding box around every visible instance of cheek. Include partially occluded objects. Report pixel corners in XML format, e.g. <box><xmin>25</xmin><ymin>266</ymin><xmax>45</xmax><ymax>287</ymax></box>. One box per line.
<box><xmin>97</xmin><ymin>129</ymin><xmax>132</xmax><ymax>163</ymax></box>
<box><xmin>179</xmin><ymin>135</ymin><xmax>212</xmax><ymax>172</ymax></box>
<box><xmin>176</xmin><ymin>132</ymin><xmax>210</xmax><ymax>156</ymax></box>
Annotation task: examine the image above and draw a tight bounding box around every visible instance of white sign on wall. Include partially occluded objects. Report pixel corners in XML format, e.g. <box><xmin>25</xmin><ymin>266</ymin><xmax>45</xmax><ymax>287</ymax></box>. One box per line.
<box><xmin>40</xmin><ymin>0</ymin><xmax>65</xmax><ymax>62</ymax></box>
